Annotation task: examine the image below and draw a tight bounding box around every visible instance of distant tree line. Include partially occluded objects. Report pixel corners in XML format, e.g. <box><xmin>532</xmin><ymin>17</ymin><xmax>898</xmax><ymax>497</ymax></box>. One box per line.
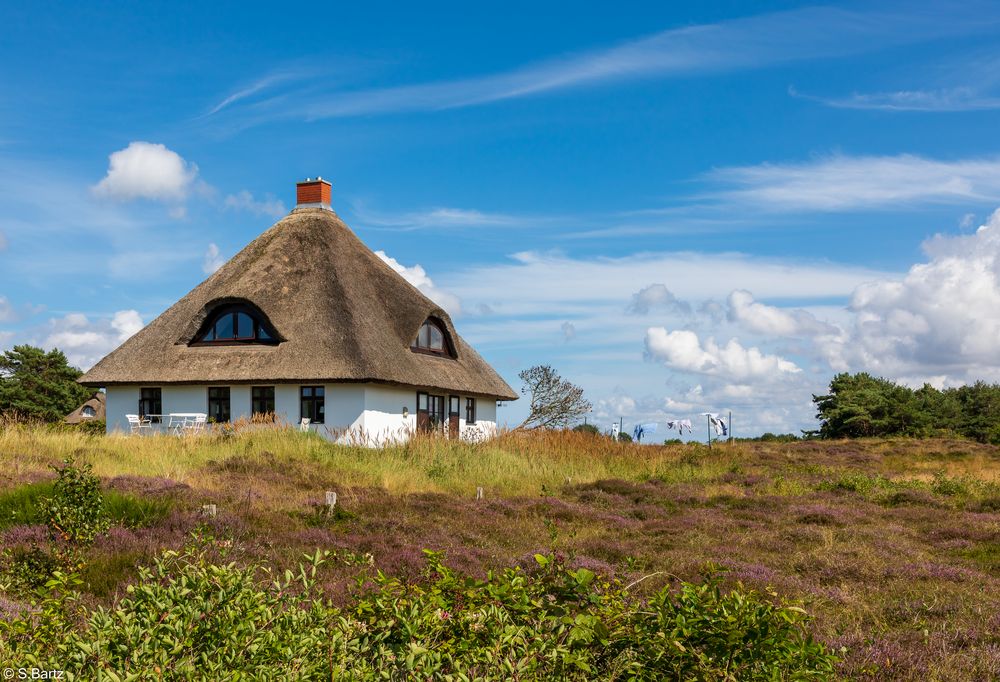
<box><xmin>814</xmin><ymin>372</ymin><xmax>1000</xmax><ymax>443</ymax></box>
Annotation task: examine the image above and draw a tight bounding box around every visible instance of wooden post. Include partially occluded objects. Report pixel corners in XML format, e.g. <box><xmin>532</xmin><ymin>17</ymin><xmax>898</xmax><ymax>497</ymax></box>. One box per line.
<box><xmin>476</xmin><ymin>486</ymin><xmax>484</xmax><ymax>500</ymax></box>
<box><xmin>201</xmin><ymin>504</ymin><xmax>217</xmax><ymax>518</ymax></box>
<box><xmin>325</xmin><ymin>491</ymin><xmax>338</xmax><ymax>513</ymax></box>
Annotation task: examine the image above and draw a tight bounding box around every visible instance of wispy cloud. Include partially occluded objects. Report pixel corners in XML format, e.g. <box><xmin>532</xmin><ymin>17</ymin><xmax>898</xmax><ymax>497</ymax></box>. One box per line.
<box><xmin>351</xmin><ymin>202</ymin><xmax>533</xmax><ymax>231</ymax></box>
<box><xmin>205</xmin><ymin>71</ymin><xmax>313</xmax><ymax>117</ymax></box>
<box><xmin>205</xmin><ymin>4</ymin><xmax>996</xmax><ymax>127</ymax></box>
<box><xmin>223</xmin><ymin>190</ymin><xmax>286</xmax><ymax>218</ymax></box>
<box><xmin>790</xmin><ymin>85</ymin><xmax>1000</xmax><ymax>112</ymax></box>
<box><xmin>706</xmin><ymin>153</ymin><xmax>1000</xmax><ymax>212</ymax></box>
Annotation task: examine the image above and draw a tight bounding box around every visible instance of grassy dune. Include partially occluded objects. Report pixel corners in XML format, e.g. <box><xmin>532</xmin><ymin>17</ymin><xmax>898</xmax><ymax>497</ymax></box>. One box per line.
<box><xmin>2</xmin><ymin>425</ymin><xmax>1000</xmax><ymax>679</ymax></box>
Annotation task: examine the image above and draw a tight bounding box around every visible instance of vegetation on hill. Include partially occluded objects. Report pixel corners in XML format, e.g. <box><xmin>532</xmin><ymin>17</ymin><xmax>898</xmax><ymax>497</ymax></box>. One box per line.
<box><xmin>814</xmin><ymin>372</ymin><xmax>1000</xmax><ymax>442</ymax></box>
<box><xmin>1</xmin><ymin>425</ymin><xmax>999</xmax><ymax>678</ymax></box>
<box><xmin>0</xmin><ymin>345</ymin><xmax>91</xmax><ymax>422</ymax></box>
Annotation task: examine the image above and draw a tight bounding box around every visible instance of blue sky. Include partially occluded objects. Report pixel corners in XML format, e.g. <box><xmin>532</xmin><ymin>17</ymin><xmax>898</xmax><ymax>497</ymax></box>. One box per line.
<box><xmin>5</xmin><ymin>1</ymin><xmax>1000</xmax><ymax>436</ymax></box>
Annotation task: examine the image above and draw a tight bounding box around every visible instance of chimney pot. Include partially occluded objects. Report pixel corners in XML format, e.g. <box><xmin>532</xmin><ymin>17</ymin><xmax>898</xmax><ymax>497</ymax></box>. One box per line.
<box><xmin>296</xmin><ymin>177</ymin><xmax>332</xmax><ymax>208</ymax></box>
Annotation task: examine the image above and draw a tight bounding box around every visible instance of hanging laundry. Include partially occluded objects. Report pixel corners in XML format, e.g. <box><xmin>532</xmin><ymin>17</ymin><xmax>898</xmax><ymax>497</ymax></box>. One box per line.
<box><xmin>631</xmin><ymin>423</ymin><xmax>658</xmax><ymax>442</ymax></box>
<box><xmin>700</xmin><ymin>413</ymin><xmax>728</xmax><ymax>437</ymax></box>
<box><xmin>666</xmin><ymin>420</ymin><xmax>692</xmax><ymax>435</ymax></box>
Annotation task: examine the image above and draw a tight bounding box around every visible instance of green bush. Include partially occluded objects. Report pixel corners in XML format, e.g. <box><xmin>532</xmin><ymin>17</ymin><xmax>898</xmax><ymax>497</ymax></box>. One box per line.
<box><xmin>0</xmin><ymin>537</ymin><xmax>837</xmax><ymax>680</ymax></box>
<box><xmin>38</xmin><ymin>459</ymin><xmax>109</xmax><ymax>544</ymax></box>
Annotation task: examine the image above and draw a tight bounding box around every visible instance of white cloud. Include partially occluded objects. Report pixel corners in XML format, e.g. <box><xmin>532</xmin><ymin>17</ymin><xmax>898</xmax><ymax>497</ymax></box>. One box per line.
<box><xmin>626</xmin><ymin>283</ymin><xmax>691</xmax><ymax>315</ymax></box>
<box><xmin>42</xmin><ymin>309</ymin><xmax>143</xmax><ymax>370</ymax></box>
<box><xmin>0</xmin><ymin>296</ymin><xmax>13</xmax><ymax>322</ymax></box>
<box><xmin>202</xmin><ymin>243</ymin><xmax>225</xmax><ymax>274</ymax></box>
<box><xmin>644</xmin><ymin>328</ymin><xmax>801</xmax><ymax>380</ymax></box>
<box><xmin>110</xmin><ymin>310</ymin><xmax>144</xmax><ymax>341</ymax></box>
<box><xmin>442</xmin><ymin>250</ymin><xmax>886</xmax><ymax>318</ymax></box>
<box><xmin>727</xmin><ymin>289</ymin><xmax>838</xmax><ymax>336</ymax></box>
<box><xmin>223</xmin><ymin>190</ymin><xmax>286</xmax><ymax>218</ymax></box>
<box><xmin>375</xmin><ymin>250</ymin><xmax>461</xmax><ymax>315</ymax></box>
<box><xmin>820</xmin><ymin>208</ymin><xmax>1000</xmax><ymax>381</ymax></box>
<box><xmin>561</xmin><ymin>321</ymin><xmax>576</xmax><ymax>342</ymax></box>
<box><xmin>93</xmin><ymin>141</ymin><xmax>198</xmax><ymax>203</ymax></box>
<box><xmin>707</xmin><ymin>154</ymin><xmax>1000</xmax><ymax>212</ymax></box>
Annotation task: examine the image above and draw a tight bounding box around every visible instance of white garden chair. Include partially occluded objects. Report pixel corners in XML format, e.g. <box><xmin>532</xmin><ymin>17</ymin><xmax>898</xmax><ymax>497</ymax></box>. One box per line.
<box><xmin>126</xmin><ymin>414</ymin><xmax>151</xmax><ymax>435</ymax></box>
<box><xmin>299</xmin><ymin>418</ymin><xmax>311</xmax><ymax>432</ymax></box>
<box><xmin>178</xmin><ymin>414</ymin><xmax>208</xmax><ymax>434</ymax></box>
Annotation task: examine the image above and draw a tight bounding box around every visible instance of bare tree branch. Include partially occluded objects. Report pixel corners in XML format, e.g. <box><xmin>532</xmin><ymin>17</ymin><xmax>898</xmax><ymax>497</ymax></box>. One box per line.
<box><xmin>517</xmin><ymin>365</ymin><xmax>592</xmax><ymax>429</ymax></box>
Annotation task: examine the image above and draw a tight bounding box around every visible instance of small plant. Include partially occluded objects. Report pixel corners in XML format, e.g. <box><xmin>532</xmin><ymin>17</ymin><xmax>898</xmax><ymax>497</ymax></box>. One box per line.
<box><xmin>38</xmin><ymin>458</ymin><xmax>110</xmax><ymax>544</ymax></box>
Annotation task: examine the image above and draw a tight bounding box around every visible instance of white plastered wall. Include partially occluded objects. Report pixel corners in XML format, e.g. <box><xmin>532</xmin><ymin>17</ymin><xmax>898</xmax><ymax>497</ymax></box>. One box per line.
<box><xmin>104</xmin><ymin>382</ymin><xmax>499</xmax><ymax>445</ymax></box>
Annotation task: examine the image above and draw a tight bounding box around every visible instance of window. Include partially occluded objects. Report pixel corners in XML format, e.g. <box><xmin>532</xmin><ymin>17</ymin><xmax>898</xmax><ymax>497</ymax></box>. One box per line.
<box><xmin>81</xmin><ymin>405</ymin><xmax>96</xmax><ymax>418</ymax></box>
<box><xmin>466</xmin><ymin>398</ymin><xmax>476</xmax><ymax>424</ymax></box>
<box><xmin>416</xmin><ymin>391</ymin><xmax>445</xmax><ymax>432</ymax></box>
<box><xmin>193</xmin><ymin>303</ymin><xmax>277</xmax><ymax>345</ymax></box>
<box><xmin>301</xmin><ymin>386</ymin><xmax>325</xmax><ymax>424</ymax></box>
<box><xmin>411</xmin><ymin>319</ymin><xmax>450</xmax><ymax>355</ymax></box>
<box><xmin>252</xmin><ymin>386</ymin><xmax>275</xmax><ymax>416</ymax></box>
<box><xmin>139</xmin><ymin>387</ymin><xmax>161</xmax><ymax>424</ymax></box>
<box><xmin>208</xmin><ymin>387</ymin><xmax>231</xmax><ymax>423</ymax></box>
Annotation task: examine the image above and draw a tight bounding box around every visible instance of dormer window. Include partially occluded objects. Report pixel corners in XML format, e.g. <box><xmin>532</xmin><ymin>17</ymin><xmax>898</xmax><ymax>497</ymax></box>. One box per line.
<box><xmin>412</xmin><ymin>318</ymin><xmax>453</xmax><ymax>357</ymax></box>
<box><xmin>193</xmin><ymin>304</ymin><xmax>278</xmax><ymax>345</ymax></box>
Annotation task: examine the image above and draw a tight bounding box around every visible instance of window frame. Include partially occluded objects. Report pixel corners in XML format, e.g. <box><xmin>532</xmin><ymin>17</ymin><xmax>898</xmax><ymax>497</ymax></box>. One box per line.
<box><xmin>207</xmin><ymin>386</ymin><xmax>231</xmax><ymax>423</ymax></box>
<box><xmin>191</xmin><ymin>303</ymin><xmax>279</xmax><ymax>346</ymax></box>
<box><xmin>251</xmin><ymin>386</ymin><xmax>275</xmax><ymax>416</ymax></box>
<box><xmin>411</xmin><ymin>318</ymin><xmax>454</xmax><ymax>358</ymax></box>
<box><xmin>300</xmin><ymin>386</ymin><xmax>325</xmax><ymax>425</ymax></box>
<box><xmin>465</xmin><ymin>397</ymin><xmax>476</xmax><ymax>424</ymax></box>
<box><xmin>139</xmin><ymin>387</ymin><xmax>162</xmax><ymax>424</ymax></box>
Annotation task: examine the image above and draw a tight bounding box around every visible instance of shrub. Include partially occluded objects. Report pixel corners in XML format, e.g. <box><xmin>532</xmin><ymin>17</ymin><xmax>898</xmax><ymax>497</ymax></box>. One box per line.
<box><xmin>0</xmin><ymin>538</ymin><xmax>838</xmax><ymax>680</ymax></box>
<box><xmin>38</xmin><ymin>459</ymin><xmax>109</xmax><ymax>544</ymax></box>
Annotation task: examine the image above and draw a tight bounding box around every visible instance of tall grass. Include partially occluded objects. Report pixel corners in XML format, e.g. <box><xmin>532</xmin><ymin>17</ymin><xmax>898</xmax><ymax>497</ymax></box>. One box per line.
<box><xmin>0</xmin><ymin>423</ymin><xmax>752</xmax><ymax>498</ymax></box>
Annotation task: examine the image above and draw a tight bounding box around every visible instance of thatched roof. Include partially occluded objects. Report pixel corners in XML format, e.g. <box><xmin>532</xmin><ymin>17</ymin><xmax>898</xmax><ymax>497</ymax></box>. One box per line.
<box><xmin>79</xmin><ymin>207</ymin><xmax>517</xmax><ymax>400</ymax></box>
<box><xmin>64</xmin><ymin>392</ymin><xmax>106</xmax><ymax>424</ymax></box>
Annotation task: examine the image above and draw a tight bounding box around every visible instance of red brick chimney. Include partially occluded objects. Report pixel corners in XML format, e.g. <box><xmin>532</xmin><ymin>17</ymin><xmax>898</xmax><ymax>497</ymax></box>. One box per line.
<box><xmin>296</xmin><ymin>177</ymin><xmax>332</xmax><ymax>208</ymax></box>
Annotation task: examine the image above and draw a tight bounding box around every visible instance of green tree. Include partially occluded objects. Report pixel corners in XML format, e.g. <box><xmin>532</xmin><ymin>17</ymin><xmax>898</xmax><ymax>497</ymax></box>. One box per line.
<box><xmin>814</xmin><ymin>372</ymin><xmax>1000</xmax><ymax>442</ymax></box>
<box><xmin>0</xmin><ymin>345</ymin><xmax>91</xmax><ymax>422</ymax></box>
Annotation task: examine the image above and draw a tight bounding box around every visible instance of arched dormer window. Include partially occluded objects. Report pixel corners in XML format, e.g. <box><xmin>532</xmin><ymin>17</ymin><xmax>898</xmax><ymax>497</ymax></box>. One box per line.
<box><xmin>411</xmin><ymin>318</ymin><xmax>453</xmax><ymax>357</ymax></box>
<box><xmin>193</xmin><ymin>303</ymin><xmax>278</xmax><ymax>345</ymax></box>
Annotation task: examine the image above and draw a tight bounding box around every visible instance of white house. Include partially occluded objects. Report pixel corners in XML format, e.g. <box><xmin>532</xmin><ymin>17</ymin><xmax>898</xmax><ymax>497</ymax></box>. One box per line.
<box><xmin>80</xmin><ymin>178</ymin><xmax>517</xmax><ymax>444</ymax></box>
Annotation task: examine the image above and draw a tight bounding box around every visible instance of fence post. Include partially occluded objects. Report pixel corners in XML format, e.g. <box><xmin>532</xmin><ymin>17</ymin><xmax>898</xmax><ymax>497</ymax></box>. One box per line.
<box><xmin>476</xmin><ymin>486</ymin><xmax>484</xmax><ymax>500</ymax></box>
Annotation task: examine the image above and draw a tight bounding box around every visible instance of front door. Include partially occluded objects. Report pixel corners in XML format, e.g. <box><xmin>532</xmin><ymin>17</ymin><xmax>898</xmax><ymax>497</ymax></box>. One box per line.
<box><xmin>448</xmin><ymin>395</ymin><xmax>460</xmax><ymax>438</ymax></box>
